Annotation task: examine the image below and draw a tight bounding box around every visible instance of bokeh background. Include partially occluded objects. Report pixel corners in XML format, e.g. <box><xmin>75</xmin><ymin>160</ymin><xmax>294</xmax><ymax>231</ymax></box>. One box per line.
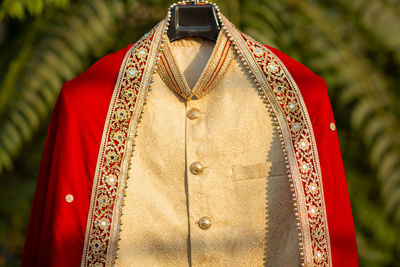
<box><xmin>0</xmin><ymin>0</ymin><xmax>400</xmax><ymax>266</ymax></box>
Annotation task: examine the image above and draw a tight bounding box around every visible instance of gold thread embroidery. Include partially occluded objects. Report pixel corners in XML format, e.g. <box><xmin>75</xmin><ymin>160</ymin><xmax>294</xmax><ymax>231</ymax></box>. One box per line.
<box><xmin>81</xmin><ymin>20</ymin><xmax>167</xmax><ymax>266</ymax></box>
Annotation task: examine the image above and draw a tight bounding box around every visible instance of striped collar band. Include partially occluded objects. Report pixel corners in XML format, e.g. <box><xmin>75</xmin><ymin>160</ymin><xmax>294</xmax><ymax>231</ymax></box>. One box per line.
<box><xmin>156</xmin><ymin>30</ymin><xmax>234</xmax><ymax>100</ymax></box>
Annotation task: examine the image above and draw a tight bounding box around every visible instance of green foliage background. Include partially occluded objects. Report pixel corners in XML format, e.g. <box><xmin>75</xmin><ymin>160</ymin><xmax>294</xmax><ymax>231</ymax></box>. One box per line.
<box><xmin>0</xmin><ymin>0</ymin><xmax>399</xmax><ymax>266</ymax></box>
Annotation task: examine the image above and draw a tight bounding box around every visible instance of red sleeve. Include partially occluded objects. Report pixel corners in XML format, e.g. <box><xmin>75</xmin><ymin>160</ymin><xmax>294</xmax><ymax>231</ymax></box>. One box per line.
<box><xmin>21</xmin><ymin>45</ymin><xmax>132</xmax><ymax>267</ymax></box>
<box><xmin>267</xmin><ymin>45</ymin><xmax>359</xmax><ymax>266</ymax></box>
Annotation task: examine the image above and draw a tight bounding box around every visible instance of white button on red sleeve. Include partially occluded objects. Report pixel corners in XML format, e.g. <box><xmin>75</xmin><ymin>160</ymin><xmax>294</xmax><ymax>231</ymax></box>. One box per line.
<box><xmin>65</xmin><ymin>194</ymin><xmax>74</xmax><ymax>203</ymax></box>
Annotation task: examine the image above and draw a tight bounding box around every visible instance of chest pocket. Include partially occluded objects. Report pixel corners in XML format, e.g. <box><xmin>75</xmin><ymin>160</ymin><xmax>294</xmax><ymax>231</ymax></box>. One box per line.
<box><xmin>232</xmin><ymin>160</ymin><xmax>287</xmax><ymax>181</ymax></box>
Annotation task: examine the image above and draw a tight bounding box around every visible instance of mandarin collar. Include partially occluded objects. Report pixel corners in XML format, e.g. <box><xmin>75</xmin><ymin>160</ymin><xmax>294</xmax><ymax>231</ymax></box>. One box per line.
<box><xmin>156</xmin><ymin>29</ymin><xmax>234</xmax><ymax>100</ymax></box>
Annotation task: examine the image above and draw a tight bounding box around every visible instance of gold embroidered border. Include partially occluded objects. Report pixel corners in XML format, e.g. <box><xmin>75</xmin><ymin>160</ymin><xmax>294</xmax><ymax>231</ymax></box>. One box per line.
<box><xmin>81</xmin><ymin>20</ymin><xmax>166</xmax><ymax>266</ymax></box>
<box><xmin>221</xmin><ymin>14</ymin><xmax>332</xmax><ymax>267</ymax></box>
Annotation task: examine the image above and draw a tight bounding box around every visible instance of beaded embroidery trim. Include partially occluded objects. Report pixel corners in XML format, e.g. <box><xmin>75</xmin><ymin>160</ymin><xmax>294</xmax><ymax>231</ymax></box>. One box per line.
<box><xmin>80</xmin><ymin>20</ymin><xmax>166</xmax><ymax>266</ymax></box>
<box><xmin>219</xmin><ymin>14</ymin><xmax>332</xmax><ymax>267</ymax></box>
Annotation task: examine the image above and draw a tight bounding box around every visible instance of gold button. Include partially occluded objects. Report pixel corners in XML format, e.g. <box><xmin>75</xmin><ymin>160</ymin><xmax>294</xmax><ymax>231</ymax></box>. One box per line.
<box><xmin>65</xmin><ymin>194</ymin><xmax>74</xmax><ymax>203</ymax></box>
<box><xmin>198</xmin><ymin>216</ymin><xmax>212</xmax><ymax>230</ymax></box>
<box><xmin>187</xmin><ymin>108</ymin><xmax>201</xmax><ymax>120</ymax></box>
<box><xmin>190</xmin><ymin>162</ymin><xmax>204</xmax><ymax>175</ymax></box>
<box><xmin>330</xmin><ymin>122</ymin><xmax>336</xmax><ymax>131</ymax></box>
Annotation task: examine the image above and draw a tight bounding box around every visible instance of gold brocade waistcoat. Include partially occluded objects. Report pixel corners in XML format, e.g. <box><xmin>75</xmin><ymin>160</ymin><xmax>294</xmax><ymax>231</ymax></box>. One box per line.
<box><xmin>80</xmin><ymin>10</ymin><xmax>333</xmax><ymax>267</ymax></box>
<box><xmin>116</xmin><ymin>35</ymin><xmax>300</xmax><ymax>266</ymax></box>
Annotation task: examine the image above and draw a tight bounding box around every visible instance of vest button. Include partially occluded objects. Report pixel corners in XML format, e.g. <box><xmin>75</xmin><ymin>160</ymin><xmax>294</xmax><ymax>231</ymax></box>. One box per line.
<box><xmin>187</xmin><ymin>108</ymin><xmax>201</xmax><ymax>120</ymax></box>
<box><xmin>190</xmin><ymin>162</ymin><xmax>204</xmax><ymax>175</ymax></box>
<box><xmin>198</xmin><ymin>216</ymin><xmax>212</xmax><ymax>230</ymax></box>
